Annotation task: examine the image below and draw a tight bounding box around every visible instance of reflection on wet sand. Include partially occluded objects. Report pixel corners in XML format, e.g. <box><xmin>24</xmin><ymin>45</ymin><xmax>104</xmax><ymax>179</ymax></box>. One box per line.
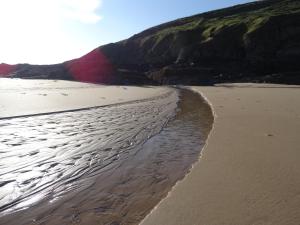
<box><xmin>0</xmin><ymin>89</ymin><xmax>213</xmax><ymax>225</ymax></box>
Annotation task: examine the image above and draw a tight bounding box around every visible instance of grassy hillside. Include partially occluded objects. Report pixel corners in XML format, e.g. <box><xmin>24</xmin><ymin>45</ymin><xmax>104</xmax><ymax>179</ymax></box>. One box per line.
<box><xmin>2</xmin><ymin>0</ymin><xmax>300</xmax><ymax>84</ymax></box>
<box><xmin>99</xmin><ymin>0</ymin><xmax>300</xmax><ymax>84</ymax></box>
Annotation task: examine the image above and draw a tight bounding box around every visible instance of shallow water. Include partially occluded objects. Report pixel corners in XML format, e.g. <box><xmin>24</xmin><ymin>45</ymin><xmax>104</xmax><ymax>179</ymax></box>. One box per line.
<box><xmin>0</xmin><ymin>88</ymin><xmax>213</xmax><ymax>225</ymax></box>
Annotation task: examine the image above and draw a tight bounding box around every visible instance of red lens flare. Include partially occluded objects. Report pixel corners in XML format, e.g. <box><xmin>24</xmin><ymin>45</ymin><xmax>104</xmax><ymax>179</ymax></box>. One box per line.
<box><xmin>66</xmin><ymin>49</ymin><xmax>114</xmax><ymax>83</ymax></box>
<box><xmin>0</xmin><ymin>63</ymin><xmax>17</xmax><ymax>77</ymax></box>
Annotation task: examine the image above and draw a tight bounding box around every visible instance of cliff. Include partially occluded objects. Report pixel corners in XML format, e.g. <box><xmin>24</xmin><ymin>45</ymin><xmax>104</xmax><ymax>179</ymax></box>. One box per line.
<box><xmin>1</xmin><ymin>0</ymin><xmax>300</xmax><ymax>84</ymax></box>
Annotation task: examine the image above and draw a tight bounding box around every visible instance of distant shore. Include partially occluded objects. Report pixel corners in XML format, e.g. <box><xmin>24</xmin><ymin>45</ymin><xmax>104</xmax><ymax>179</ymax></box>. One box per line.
<box><xmin>142</xmin><ymin>83</ymin><xmax>300</xmax><ymax>225</ymax></box>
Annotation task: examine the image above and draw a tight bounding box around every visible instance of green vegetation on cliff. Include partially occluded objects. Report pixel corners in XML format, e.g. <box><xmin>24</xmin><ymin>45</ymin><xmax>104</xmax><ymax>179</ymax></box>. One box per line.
<box><xmin>141</xmin><ymin>0</ymin><xmax>300</xmax><ymax>42</ymax></box>
<box><xmin>5</xmin><ymin>0</ymin><xmax>300</xmax><ymax>84</ymax></box>
<box><xmin>99</xmin><ymin>0</ymin><xmax>300</xmax><ymax>84</ymax></box>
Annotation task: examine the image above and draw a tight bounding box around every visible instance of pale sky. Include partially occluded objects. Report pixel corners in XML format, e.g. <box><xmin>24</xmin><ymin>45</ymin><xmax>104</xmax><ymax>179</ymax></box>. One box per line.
<box><xmin>0</xmin><ymin>0</ymin><xmax>253</xmax><ymax>65</ymax></box>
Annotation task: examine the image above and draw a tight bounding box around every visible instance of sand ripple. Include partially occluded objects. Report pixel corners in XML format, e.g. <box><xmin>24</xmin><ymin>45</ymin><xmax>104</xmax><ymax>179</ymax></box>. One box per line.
<box><xmin>0</xmin><ymin>90</ymin><xmax>178</xmax><ymax>215</ymax></box>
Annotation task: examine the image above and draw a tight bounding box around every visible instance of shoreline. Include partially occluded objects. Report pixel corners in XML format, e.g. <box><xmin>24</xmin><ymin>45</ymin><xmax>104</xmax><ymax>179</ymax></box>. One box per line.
<box><xmin>141</xmin><ymin>84</ymin><xmax>300</xmax><ymax>225</ymax></box>
<box><xmin>0</xmin><ymin>85</ymin><xmax>214</xmax><ymax>225</ymax></box>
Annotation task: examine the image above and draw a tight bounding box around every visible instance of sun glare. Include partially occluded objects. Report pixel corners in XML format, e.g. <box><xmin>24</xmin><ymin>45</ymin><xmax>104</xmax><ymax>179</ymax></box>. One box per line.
<box><xmin>0</xmin><ymin>0</ymin><xmax>102</xmax><ymax>64</ymax></box>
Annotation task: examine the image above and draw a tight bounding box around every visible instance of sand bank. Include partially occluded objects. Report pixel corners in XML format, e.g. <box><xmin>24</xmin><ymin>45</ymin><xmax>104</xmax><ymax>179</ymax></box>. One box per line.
<box><xmin>0</xmin><ymin>82</ymin><xmax>213</xmax><ymax>225</ymax></box>
<box><xmin>0</xmin><ymin>78</ymin><xmax>169</xmax><ymax>118</ymax></box>
<box><xmin>141</xmin><ymin>84</ymin><xmax>300</xmax><ymax>225</ymax></box>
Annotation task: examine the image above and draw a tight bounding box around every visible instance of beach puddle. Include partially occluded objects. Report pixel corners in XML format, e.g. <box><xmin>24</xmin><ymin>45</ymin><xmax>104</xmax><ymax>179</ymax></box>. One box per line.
<box><xmin>0</xmin><ymin>88</ymin><xmax>213</xmax><ymax>225</ymax></box>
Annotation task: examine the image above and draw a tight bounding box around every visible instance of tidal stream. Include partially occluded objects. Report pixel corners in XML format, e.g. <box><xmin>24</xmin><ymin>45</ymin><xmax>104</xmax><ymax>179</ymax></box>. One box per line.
<box><xmin>0</xmin><ymin>88</ymin><xmax>213</xmax><ymax>225</ymax></box>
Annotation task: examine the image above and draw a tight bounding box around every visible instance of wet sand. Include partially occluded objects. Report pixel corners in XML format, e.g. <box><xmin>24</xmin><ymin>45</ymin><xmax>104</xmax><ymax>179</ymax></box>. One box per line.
<box><xmin>141</xmin><ymin>84</ymin><xmax>300</xmax><ymax>225</ymax></box>
<box><xmin>0</xmin><ymin>78</ymin><xmax>169</xmax><ymax>118</ymax></box>
<box><xmin>0</xmin><ymin>79</ymin><xmax>213</xmax><ymax>225</ymax></box>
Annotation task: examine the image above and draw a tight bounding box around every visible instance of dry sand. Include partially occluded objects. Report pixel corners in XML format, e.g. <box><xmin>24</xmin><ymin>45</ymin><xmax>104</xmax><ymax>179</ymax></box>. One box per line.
<box><xmin>0</xmin><ymin>78</ymin><xmax>169</xmax><ymax>118</ymax></box>
<box><xmin>141</xmin><ymin>84</ymin><xmax>300</xmax><ymax>225</ymax></box>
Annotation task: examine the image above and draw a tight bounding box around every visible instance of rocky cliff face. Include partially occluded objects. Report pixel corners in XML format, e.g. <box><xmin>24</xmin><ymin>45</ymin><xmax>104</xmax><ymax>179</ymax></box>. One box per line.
<box><xmin>1</xmin><ymin>0</ymin><xmax>300</xmax><ymax>84</ymax></box>
<box><xmin>99</xmin><ymin>0</ymin><xmax>300</xmax><ymax>84</ymax></box>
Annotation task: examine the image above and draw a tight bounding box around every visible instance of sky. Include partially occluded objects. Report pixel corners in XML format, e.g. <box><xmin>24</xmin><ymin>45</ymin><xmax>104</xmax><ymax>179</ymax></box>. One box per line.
<box><xmin>0</xmin><ymin>0</ymin><xmax>254</xmax><ymax>65</ymax></box>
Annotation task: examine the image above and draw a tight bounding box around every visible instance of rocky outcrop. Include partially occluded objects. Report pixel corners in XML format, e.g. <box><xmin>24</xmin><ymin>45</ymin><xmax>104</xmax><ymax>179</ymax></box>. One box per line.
<box><xmin>10</xmin><ymin>64</ymin><xmax>72</xmax><ymax>80</ymax></box>
<box><xmin>1</xmin><ymin>0</ymin><xmax>299</xmax><ymax>84</ymax></box>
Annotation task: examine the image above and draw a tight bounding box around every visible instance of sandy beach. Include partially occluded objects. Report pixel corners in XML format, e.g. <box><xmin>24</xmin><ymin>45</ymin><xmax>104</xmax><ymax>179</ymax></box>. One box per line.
<box><xmin>1</xmin><ymin>79</ymin><xmax>299</xmax><ymax>224</ymax></box>
<box><xmin>142</xmin><ymin>84</ymin><xmax>300</xmax><ymax>225</ymax></box>
<box><xmin>0</xmin><ymin>78</ymin><xmax>169</xmax><ymax>118</ymax></box>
